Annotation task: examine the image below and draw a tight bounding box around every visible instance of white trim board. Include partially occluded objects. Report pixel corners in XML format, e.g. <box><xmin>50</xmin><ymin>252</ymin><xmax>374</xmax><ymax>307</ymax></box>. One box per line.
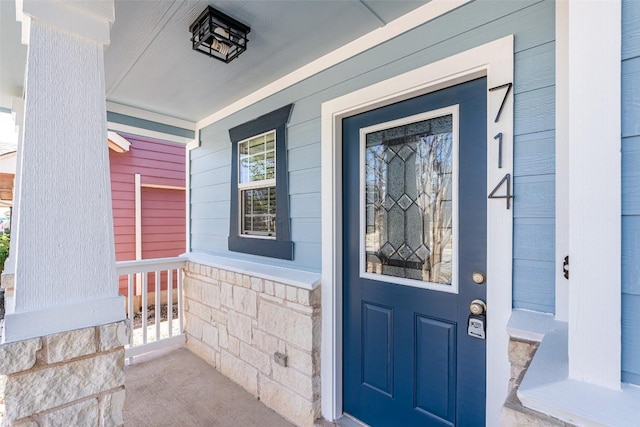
<box><xmin>564</xmin><ymin>0</ymin><xmax>621</xmax><ymax>389</ymax></box>
<box><xmin>140</xmin><ymin>183</ymin><xmax>186</xmax><ymax>191</ymax></box>
<box><xmin>2</xmin><ymin>296</ymin><xmax>125</xmax><ymax>343</ymax></box>
<box><xmin>320</xmin><ymin>35</ymin><xmax>514</xmax><ymax>426</ymax></box>
<box><xmin>357</xmin><ymin>106</ymin><xmax>460</xmax><ymax>294</ymax></box>
<box><xmin>106</xmin><ymin>101</ymin><xmax>196</xmax><ymax>131</ymax></box>
<box><xmin>107</xmin><ymin>131</ymin><xmax>130</xmax><ymax>152</ymax></box>
<box><xmin>107</xmin><ymin>121</ymin><xmax>193</xmax><ymax>145</ymax></box>
<box><xmin>194</xmin><ymin>0</ymin><xmax>472</xmax><ymax>133</ymax></box>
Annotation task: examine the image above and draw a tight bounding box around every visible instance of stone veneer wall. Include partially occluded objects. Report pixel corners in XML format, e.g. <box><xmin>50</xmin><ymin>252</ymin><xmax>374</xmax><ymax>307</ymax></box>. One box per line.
<box><xmin>183</xmin><ymin>261</ymin><xmax>321</xmax><ymax>427</ymax></box>
<box><xmin>0</xmin><ymin>320</ymin><xmax>129</xmax><ymax>426</ymax></box>
<box><xmin>501</xmin><ymin>338</ymin><xmax>575</xmax><ymax>427</ymax></box>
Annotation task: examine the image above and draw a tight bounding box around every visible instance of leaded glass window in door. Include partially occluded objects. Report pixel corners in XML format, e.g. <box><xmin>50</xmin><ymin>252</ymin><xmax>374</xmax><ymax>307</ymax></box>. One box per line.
<box><xmin>363</xmin><ymin>111</ymin><xmax>456</xmax><ymax>287</ymax></box>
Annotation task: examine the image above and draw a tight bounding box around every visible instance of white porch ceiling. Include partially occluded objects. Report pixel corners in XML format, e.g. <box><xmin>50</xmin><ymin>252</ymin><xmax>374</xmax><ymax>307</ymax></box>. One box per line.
<box><xmin>0</xmin><ymin>0</ymin><xmax>428</xmax><ymax>123</ymax></box>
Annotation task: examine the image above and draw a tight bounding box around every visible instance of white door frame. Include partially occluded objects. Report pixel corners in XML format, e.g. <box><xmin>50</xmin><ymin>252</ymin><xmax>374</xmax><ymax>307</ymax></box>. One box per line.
<box><xmin>320</xmin><ymin>35</ymin><xmax>514</xmax><ymax>426</ymax></box>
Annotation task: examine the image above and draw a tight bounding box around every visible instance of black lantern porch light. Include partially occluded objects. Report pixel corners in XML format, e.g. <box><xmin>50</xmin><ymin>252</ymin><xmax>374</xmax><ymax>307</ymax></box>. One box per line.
<box><xmin>189</xmin><ymin>6</ymin><xmax>250</xmax><ymax>63</ymax></box>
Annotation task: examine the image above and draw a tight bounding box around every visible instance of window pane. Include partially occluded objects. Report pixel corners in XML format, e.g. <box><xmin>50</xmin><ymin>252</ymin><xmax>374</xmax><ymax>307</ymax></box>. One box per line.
<box><xmin>266</xmin><ymin>132</ymin><xmax>275</xmax><ymax>151</ymax></box>
<box><xmin>248</xmin><ymin>135</ymin><xmax>265</xmax><ymax>154</ymax></box>
<box><xmin>364</xmin><ymin>115</ymin><xmax>453</xmax><ymax>285</ymax></box>
<box><xmin>266</xmin><ymin>151</ymin><xmax>275</xmax><ymax>180</ymax></box>
<box><xmin>239</xmin><ymin>140</ymin><xmax>249</xmax><ymax>155</ymax></box>
<box><xmin>241</xmin><ymin>187</ymin><xmax>276</xmax><ymax>237</ymax></box>
<box><xmin>238</xmin><ymin>131</ymin><xmax>276</xmax><ymax>184</ymax></box>
<box><xmin>252</xmin><ymin>188</ymin><xmax>268</xmax><ymax>214</ymax></box>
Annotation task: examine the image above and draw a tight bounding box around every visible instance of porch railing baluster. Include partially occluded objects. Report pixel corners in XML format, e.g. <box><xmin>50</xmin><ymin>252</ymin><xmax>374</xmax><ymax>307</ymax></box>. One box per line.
<box><xmin>127</xmin><ymin>273</ymin><xmax>135</xmax><ymax>365</ymax></box>
<box><xmin>155</xmin><ymin>270</ymin><xmax>161</xmax><ymax>341</ymax></box>
<box><xmin>117</xmin><ymin>257</ymin><xmax>186</xmax><ymax>362</ymax></box>
<box><xmin>167</xmin><ymin>269</ymin><xmax>173</xmax><ymax>336</ymax></box>
<box><xmin>178</xmin><ymin>268</ymin><xmax>184</xmax><ymax>333</ymax></box>
<box><xmin>142</xmin><ymin>273</ymin><xmax>148</xmax><ymax>345</ymax></box>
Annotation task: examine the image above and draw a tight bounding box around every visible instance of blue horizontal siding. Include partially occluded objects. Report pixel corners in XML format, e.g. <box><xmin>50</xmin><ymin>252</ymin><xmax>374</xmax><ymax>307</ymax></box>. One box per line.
<box><xmin>191</xmin><ymin>218</ymin><xmax>228</xmax><ymax>237</ymax></box>
<box><xmin>290</xmin><ymin>193</ymin><xmax>321</xmax><ymax>218</ymax></box>
<box><xmin>514</xmin><ymin>218</ymin><xmax>555</xmax><ymax>262</ymax></box>
<box><xmin>514</xmin><ymin>130</ymin><xmax>555</xmax><ymax>177</ymax></box>
<box><xmin>622</xmin><ymin>216</ymin><xmax>640</xmax><ymax>295</ymax></box>
<box><xmin>191</xmin><ymin>0</ymin><xmax>555</xmax><ymax>281</ymax></box>
<box><xmin>623</xmin><ymin>0</ymin><xmax>640</xmax><ymax>61</ymax></box>
<box><xmin>288</xmin><ymin>144</ymin><xmax>321</xmax><ymax>172</ymax></box>
<box><xmin>190</xmin><ymin>201</ymin><xmax>230</xmax><ymax>220</ymax></box>
<box><xmin>514</xmin><ymin>42</ymin><xmax>555</xmax><ymax>94</ymax></box>
<box><xmin>514</xmin><ymin>86</ymin><xmax>555</xmax><ymax>136</ymax></box>
<box><xmin>289</xmin><ymin>168</ymin><xmax>321</xmax><ymax>195</ymax></box>
<box><xmin>622</xmin><ymin>56</ymin><xmax>640</xmax><ymax>138</ymax></box>
<box><xmin>513</xmin><ymin>259</ymin><xmax>555</xmax><ymax>313</ymax></box>
<box><xmin>288</xmin><ymin>120</ymin><xmax>321</xmax><ymax>150</ymax></box>
<box><xmin>622</xmin><ymin>136</ymin><xmax>640</xmax><ymax>215</ymax></box>
<box><xmin>190</xmin><ymin>147</ymin><xmax>231</xmax><ymax>174</ymax></box>
<box><xmin>623</xmin><ymin>294</ymin><xmax>640</xmax><ymax>382</ymax></box>
<box><xmin>190</xmin><ymin>182</ymin><xmax>228</xmax><ymax>204</ymax></box>
<box><xmin>622</xmin><ymin>0</ymin><xmax>640</xmax><ymax>386</ymax></box>
<box><xmin>291</xmin><ymin>218</ymin><xmax>322</xmax><ymax>243</ymax></box>
<box><xmin>190</xmin><ymin>166</ymin><xmax>231</xmax><ymax>189</ymax></box>
<box><xmin>513</xmin><ymin>174</ymin><xmax>555</xmax><ymax>219</ymax></box>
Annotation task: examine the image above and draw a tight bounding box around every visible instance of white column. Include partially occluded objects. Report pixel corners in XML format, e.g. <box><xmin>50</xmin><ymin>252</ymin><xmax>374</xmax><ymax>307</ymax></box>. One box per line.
<box><xmin>565</xmin><ymin>0</ymin><xmax>621</xmax><ymax>389</ymax></box>
<box><xmin>3</xmin><ymin>0</ymin><xmax>123</xmax><ymax>342</ymax></box>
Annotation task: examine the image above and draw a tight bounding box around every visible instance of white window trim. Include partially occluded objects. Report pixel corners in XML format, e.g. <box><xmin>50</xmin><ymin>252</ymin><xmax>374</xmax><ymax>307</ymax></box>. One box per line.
<box><xmin>320</xmin><ymin>35</ymin><xmax>514</xmax><ymax>426</ymax></box>
<box><xmin>358</xmin><ymin>107</ymin><xmax>460</xmax><ymax>294</ymax></box>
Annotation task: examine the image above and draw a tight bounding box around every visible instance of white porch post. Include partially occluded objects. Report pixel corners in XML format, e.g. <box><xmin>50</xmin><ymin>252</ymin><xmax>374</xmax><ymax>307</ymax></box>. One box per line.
<box><xmin>564</xmin><ymin>0</ymin><xmax>622</xmax><ymax>389</ymax></box>
<box><xmin>3</xmin><ymin>0</ymin><xmax>124</xmax><ymax>342</ymax></box>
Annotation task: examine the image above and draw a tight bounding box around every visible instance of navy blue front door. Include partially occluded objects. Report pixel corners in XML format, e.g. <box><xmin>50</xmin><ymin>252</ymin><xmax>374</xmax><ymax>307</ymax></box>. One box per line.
<box><xmin>343</xmin><ymin>78</ymin><xmax>487</xmax><ymax>426</ymax></box>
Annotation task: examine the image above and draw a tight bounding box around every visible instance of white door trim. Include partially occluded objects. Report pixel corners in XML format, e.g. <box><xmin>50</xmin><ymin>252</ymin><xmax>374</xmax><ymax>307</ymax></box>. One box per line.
<box><xmin>320</xmin><ymin>35</ymin><xmax>514</xmax><ymax>426</ymax></box>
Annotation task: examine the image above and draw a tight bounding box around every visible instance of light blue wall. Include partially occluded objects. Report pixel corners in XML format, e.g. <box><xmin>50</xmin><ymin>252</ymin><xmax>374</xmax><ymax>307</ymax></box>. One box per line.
<box><xmin>622</xmin><ymin>0</ymin><xmax>640</xmax><ymax>386</ymax></box>
<box><xmin>191</xmin><ymin>0</ymin><xmax>556</xmax><ymax>311</ymax></box>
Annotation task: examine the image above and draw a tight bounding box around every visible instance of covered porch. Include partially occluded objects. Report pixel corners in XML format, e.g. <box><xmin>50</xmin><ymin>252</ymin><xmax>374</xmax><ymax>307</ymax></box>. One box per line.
<box><xmin>0</xmin><ymin>0</ymin><xmax>634</xmax><ymax>426</ymax></box>
<box><xmin>123</xmin><ymin>347</ymin><xmax>293</xmax><ymax>427</ymax></box>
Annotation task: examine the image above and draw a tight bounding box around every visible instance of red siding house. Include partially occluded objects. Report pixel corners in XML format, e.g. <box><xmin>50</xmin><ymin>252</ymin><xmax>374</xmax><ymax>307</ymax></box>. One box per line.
<box><xmin>109</xmin><ymin>132</ymin><xmax>186</xmax><ymax>309</ymax></box>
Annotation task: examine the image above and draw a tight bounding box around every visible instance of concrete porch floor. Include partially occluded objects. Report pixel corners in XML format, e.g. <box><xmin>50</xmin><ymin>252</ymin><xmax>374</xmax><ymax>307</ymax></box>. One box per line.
<box><xmin>123</xmin><ymin>347</ymin><xmax>295</xmax><ymax>427</ymax></box>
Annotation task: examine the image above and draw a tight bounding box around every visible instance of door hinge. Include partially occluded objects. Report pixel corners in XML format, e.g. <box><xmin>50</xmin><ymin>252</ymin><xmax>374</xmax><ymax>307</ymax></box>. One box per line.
<box><xmin>562</xmin><ymin>256</ymin><xmax>569</xmax><ymax>280</ymax></box>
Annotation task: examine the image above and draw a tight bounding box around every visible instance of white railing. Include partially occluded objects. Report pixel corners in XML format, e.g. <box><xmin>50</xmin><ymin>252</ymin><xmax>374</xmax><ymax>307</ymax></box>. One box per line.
<box><xmin>116</xmin><ymin>257</ymin><xmax>187</xmax><ymax>362</ymax></box>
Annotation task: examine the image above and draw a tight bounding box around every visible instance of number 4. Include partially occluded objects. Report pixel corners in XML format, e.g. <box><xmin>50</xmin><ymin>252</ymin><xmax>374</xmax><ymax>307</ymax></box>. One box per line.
<box><xmin>488</xmin><ymin>173</ymin><xmax>513</xmax><ymax>209</ymax></box>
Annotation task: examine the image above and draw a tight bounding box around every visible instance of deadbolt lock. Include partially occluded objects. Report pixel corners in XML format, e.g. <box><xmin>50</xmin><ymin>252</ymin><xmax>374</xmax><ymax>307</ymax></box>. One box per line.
<box><xmin>472</xmin><ymin>271</ymin><xmax>486</xmax><ymax>284</ymax></box>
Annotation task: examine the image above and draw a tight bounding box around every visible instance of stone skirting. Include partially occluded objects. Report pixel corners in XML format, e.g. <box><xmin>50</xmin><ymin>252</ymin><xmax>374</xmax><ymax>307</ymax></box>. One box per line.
<box><xmin>0</xmin><ymin>320</ymin><xmax>129</xmax><ymax>426</ymax></box>
<box><xmin>501</xmin><ymin>338</ymin><xmax>575</xmax><ymax>427</ymax></box>
<box><xmin>183</xmin><ymin>261</ymin><xmax>321</xmax><ymax>427</ymax></box>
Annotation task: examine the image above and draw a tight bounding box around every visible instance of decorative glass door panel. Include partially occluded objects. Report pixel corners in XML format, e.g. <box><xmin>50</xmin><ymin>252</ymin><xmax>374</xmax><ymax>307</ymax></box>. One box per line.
<box><xmin>361</xmin><ymin>107</ymin><xmax>458</xmax><ymax>292</ymax></box>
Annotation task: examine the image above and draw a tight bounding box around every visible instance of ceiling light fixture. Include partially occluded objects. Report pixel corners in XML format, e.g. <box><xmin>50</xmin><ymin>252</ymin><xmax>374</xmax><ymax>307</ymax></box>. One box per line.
<box><xmin>189</xmin><ymin>6</ymin><xmax>250</xmax><ymax>64</ymax></box>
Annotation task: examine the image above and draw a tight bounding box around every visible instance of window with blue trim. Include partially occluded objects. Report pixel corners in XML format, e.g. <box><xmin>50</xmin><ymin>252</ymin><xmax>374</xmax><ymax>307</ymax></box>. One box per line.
<box><xmin>228</xmin><ymin>104</ymin><xmax>293</xmax><ymax>260</ymax></box>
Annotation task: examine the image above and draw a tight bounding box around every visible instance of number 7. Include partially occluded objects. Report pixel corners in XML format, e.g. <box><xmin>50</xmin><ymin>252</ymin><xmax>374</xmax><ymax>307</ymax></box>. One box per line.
<box><xmin>488</xmin><ymin>82</ymin><xmax>513</xmax><ymax>123</ymax></box>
